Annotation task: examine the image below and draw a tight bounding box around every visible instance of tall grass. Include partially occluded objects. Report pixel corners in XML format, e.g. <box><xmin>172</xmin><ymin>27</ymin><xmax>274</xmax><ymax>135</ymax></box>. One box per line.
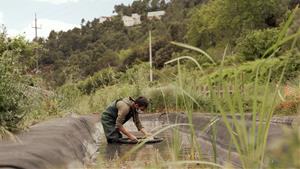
<box><xmin>148</xmin><ymin>6</ymin><xmax>298</xmax><ymax>169</ymax></box>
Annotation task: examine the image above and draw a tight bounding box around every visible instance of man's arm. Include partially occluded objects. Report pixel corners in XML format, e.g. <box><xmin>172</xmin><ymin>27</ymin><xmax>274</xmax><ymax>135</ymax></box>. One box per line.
<box><xmin>132</xmin><ymin>112</ymin><xmax>152</xmax><ymax>138</ymax></box>
<box><xmin>118</xmin><ymin>126</ymin><xmax>137</xmax><ymax>141</ymax></box>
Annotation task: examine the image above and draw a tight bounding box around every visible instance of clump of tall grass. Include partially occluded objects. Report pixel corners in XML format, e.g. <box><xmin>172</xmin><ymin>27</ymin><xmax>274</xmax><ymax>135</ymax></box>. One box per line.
<box><xmin>143</xmin><ymin>84</ymin><xmax>213</xmax><ymax>113</ymax></box>
<box><xmin>156</xmin><ymin>6</ymin><xmax>299</xmax><ymax>169</ymax></box>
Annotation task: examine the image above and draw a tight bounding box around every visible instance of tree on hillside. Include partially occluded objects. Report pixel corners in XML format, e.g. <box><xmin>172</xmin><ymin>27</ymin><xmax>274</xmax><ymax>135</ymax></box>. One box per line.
<box><xmin>131</xmin><ymin>0</ymin><xmax>150</xmax><ymax>14</ymax></box>
<box><xmin>187</xmin><ymin>0</ymin><xmax>289</xmax><ymax>48</ymax></box>
<box><xmin>114</xmin><ymin>3</ymin><xmax>133</xmax><ymax>15</ymax></box>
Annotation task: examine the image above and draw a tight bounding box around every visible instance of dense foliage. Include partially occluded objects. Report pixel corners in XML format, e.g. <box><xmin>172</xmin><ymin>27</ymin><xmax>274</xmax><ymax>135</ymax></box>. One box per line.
<box><xmin>187</xmin><ymin>0</ymin><xmax>288</xmax><ymax>48</ymax></box>
<box><xmin>236</xmin><ymin>29</ymin><xmax>280</xmax><ymax>60</ymax></box>
<box><xmin>0</xmin><ymin>31</ymin><xmax>37</xmax><ymax>131</ymax></box>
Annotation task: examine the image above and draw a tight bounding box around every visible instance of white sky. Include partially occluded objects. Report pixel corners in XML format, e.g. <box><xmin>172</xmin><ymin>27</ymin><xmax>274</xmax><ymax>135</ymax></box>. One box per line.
<box><xmin>0</xmin><ymin>0</ymin><xmax>133</xmax><ymax>40</ymax></box>
<box><xmin>0</xmin><ymin>12</ymin><xmax>3</xmax><ymax>23</ymax></box>
<box><xmin>33</xmin><ymin>0</ymin><xmax>80</xmax><ymax>5</ymax></box>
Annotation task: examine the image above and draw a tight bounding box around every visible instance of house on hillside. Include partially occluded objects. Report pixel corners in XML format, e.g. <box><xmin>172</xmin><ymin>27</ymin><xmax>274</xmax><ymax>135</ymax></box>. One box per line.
<box><xmin>99</xmin><ymin>16</ymin><xmax>113</xmax><ymax>23</ymax></box>
<box><xmin>147</xmin><ymin>11</ymin><xmax>166</xmax><ymax>20</ymax></box>
<box><xmin>122</xmin><ymin>13</ymin><xmax>141</xmax><ymax>27</ymax></box>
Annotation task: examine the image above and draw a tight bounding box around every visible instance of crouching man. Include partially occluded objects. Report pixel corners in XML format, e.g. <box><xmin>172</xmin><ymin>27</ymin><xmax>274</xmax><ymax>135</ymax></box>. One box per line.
<box><xmin>101</xmin><ymin>96</ymin><xmax>151</xmax><ymax>143</ymax></box>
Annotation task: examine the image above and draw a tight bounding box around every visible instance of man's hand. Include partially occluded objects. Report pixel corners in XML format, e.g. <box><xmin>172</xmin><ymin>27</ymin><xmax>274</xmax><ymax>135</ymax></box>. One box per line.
<box><xmin>145</xmin><ymin>132</ymin><xmax>153</xmax><ymax>138</ymax></box>
<box><xmin>129</xmin><ymin>134</ymin><xmax>138</xmax><ymax>142</ymax></box>
<box><xmin>118</xmin><ymin>125</ymin><xmax>138</xmax><ymax>142</ymax></box>
<box><xmin>146</xmin><ymin>135</ymin><xmax>154</xmax><ymax>140</ymax></box>
<box><xmin>140</xmin><ymin>128</ymin><xmax>153</xmax><ymax>139</ymax></box>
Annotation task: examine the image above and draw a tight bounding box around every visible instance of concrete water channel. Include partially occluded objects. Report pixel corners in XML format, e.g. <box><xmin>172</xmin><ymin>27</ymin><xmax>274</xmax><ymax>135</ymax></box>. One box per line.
<box><xmin>0</xmin><ymin>113</ymin><xmax>297</xmax><ymax>169</ymax></box>
<box><xmin>91</xmin><ymin>113</ymin><xmax>296</xmax><ymax>169</ymax></box>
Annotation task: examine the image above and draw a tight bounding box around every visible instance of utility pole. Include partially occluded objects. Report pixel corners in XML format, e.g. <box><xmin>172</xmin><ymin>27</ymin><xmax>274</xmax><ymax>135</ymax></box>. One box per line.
<box><xmin>32</xmin><ymin>13</ymin><xmax>41</xmax><ymax>73</ymax></box>
<box><xmin>149</xmin><ymin>30</ymin><xmax>153</xmax><ymax>82</ymax></box>
<box><xmin>32</xmin><ymin>13</ymin><xmax>41</xmax><ymax>40</ymax></box>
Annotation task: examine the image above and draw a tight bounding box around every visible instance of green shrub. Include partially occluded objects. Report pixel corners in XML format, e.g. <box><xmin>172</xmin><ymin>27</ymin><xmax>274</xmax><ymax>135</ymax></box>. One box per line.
<box><xmin>119</xmin><ymin>62</ymin><xmax>150</xmax><ymax>86</ymax></box>
<box><xmin>0</xmin><ymin>51</ymin><xmax>27</xmax><ymax>131</ymax></box>
<box><xmin>144</xmin><ymin>85</ymin><xmax>177</xmax><ymax>112</ymax></box>
<box><xmin>236</xmin><ymin>28</ymin><xmax>280</xmax><ymax>60</ymax></box>
<box><xmin>201</xmin><ymin>51</ymin><xmax>300</xmax><ymax>85</ymax></box>
<box><xmin>57</xmin><ymin>84</ymin><xmax>82</xmax><ymax>110</ymax></box>
<box><xmin>77</xmin><ymin>67</ymin><xmax>119</xmax><ymax>94</ymax></box>
<box><xmin>187</xmin><ymin>0</ymin><xmax>287</xmax><ymax>48</ymax></box>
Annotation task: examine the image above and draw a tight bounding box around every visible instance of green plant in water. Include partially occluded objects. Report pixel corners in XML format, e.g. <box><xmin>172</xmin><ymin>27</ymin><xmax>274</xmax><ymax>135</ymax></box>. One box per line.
<box><xmin>212</xmin><ymin>6</ymin><xmax>299</xmax><ymax>168</ymax></box>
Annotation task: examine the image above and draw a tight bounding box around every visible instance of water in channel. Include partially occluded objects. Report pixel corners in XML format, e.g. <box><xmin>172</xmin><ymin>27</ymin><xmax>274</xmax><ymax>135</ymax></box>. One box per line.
<box><xmin>90</xmin><ymin>120</ymin><xmax>200</xmax><ymax>169</ymax></box>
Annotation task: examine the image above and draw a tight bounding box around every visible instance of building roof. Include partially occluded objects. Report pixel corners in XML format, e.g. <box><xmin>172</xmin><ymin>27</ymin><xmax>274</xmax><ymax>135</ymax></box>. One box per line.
<box><xmin>147</xmin><ymin>11</ymin><xmax>166</xmax><ymax>17</ymax></box>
